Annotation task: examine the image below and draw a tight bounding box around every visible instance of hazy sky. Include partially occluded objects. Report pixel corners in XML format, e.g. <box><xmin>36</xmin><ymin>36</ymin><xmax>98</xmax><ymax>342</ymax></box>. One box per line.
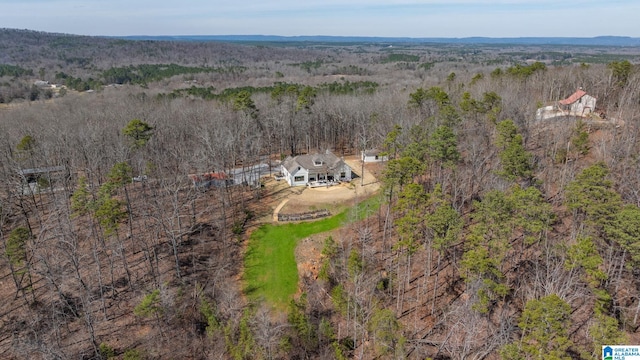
<box><xmin>1</xmin><ymin>0</ymin><xmax>638</xmax><ymax>38</ymax></box>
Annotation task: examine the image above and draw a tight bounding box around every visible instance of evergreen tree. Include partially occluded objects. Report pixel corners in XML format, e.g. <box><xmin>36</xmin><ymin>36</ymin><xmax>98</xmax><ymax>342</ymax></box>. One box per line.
<box><xmin>426</xmin><ymin>184</ymin><xmax>463</xmax><ymax>254</ymax></box>
<box><xmin>402</xmin><ymin>124</ymin><xmax>429</xmax><ymax>164</ymax></box>
<box><xmin>425</xmin><ymin>86</ymin><xmax>450</xmax><ymax>110</ymax></box>
<box><xmin>16</xmin><ymin>135</ymin><xmax>36</xmax><ymax>156</ymax></box>
<box><xmin>566</xmin><ymin>162</ymin><xmax>622</xmax><ymax>231</ymax></box>
<box><xmin>608</xmin><ymin>60</ymin><xmax>633</xmax><ymax>87</ymax></box>
<box><xmin>382</xmin><ymin>124</ymin><xmax>403</xmax><ymax>159</ymax></box>
<box><xmin>408</xmin><ymin>87</ymin><xmax>428</xmax><ymax>110</ymax></box>
<box><xmin>511</xmin><ymin>185</ymin><xmax>554</xmax><ymax>244</ymax></box>
<box><xmin>368</xmin><ymin>308</ymin><xmax>404</xmax><ymax>357</ymax></box>
<box><xmin>495</xmin><ymin>120</ymin><xmax>533</xmax><ymax>182</ymax></box>
<box><xmin>565</xmin><ymin>236</ymin><xmax>607</xmax><ymax>289</ymax></box>
<box><xmin>461</xmin><ymin>190</ymin><xmax>513</xmax><ymax>312</ymax></box>
<box><xmin>394</xmin><ymin>183</ymin><xmax>428</xmax><ymax>252</ymax></box>
<box><xmin>5</xmin><ymin>227</ymin><xmax>33</xmax><ymax>297</ymax></box>
<box><xmin>428</xmin><ymin>125</ymin><xmax>460</xmax><ymax>168</ymax></box>
<box><xmin>462</xmin><ymin>185</ymin><xmax>552</xmax><ymax>312</ymax></box>
<box><xmin>134</xmin><ymin>289</ymin><xmax>162</xmax><ymax>318</ymax></box>
<box><xmin>295</xmin><ymin>86</ymin><xmax>316</xmax><ymax>112</ymax></box>
<box><xmin>232</xmin><ymin>90</ymin><xmax>259</xmax><ymax>119</ymax></box>
<box><xmin>606</xmin><ymin>205</ymin><xmax>640</xmax><ymax>267</ymax></box>
<box><xmin>224</xmin><ymin>309</ymin><xmax>259</xmax><ymax>360</ymax></box>
<box><xmin>501</xmin><ymin>294</ymin><xmax>573</xmax><ymax>360</ymax></box>
<box><xmin>122</xmin><ymin>119</ymin><xmax>154</xmax><ymax>149</ymax></box>
<box><xmin>589</xmin><ymin>313</ymin><xmax>628</xmax><ymax>358</ymax></box>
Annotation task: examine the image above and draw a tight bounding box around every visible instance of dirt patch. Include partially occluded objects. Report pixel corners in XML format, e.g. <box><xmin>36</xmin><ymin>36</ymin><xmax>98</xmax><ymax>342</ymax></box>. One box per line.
<box><xmin>295</xmin><ymin>235</ymin><xmax>324</xmax><ymax>282</ymax></box>
<box><xmin>281</xmin><ymin>183</ymin><xmax>358</xmax><ymax>214</ymax></box>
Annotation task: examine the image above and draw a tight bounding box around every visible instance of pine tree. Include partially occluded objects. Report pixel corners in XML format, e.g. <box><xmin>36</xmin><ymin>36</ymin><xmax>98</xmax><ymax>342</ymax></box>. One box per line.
<box><xmin>566</xmin><ymin>162</ymin><xmax>622</xmax><ymax>231</ymax></box>
<box><xmin>501</xmin><ymin>294</ymin><xmax>573</xmax><ymax>360</ymax></box>
<box><xmin>122</xmin><ymin>119</ymin><xmax>154</xmax><ymax>149</ymax></box>
<box><xmin>494</xmin><ymin>119</ymin><xmax>534</xmax><ymax>182</ymax></box>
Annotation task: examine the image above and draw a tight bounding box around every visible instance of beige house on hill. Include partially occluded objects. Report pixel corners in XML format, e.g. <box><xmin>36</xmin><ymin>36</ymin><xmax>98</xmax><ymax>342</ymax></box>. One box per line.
<box><xmin>536</xmin><ymin>88</ymin><xmax>598</xmax><ymax>121</ymax></box>
<box><xmin>558</xmin><ymin>88</ymin><xmax>596</xmax><ymax>116</ymax></box>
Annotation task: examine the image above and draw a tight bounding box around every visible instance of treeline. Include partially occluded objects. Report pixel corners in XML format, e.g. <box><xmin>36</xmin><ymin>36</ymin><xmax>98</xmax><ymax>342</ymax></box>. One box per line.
<box><xmin>55</xmin><ymin>72</ymin><xmax>100</xmax><ymax>92</ymax></box>
<box><xmin>101</xmin><ymin>63</ymin><xmax>247</xmax><ymax>86</ymax></box>
<box><xmin>0</xmin><ymin>28</ymin><xmax>326</xmax><ymax>69</ymax></box>
<box><xmin>0</xmin><ymin>64</ymin><xmax>33</xmax><ymax>77</ymax></box>
<box><xmin>381</xmin><ymin>53</ymin><xmax>421</xmax><ymax>63</ymax></box>
<box><xmin>53</xmin><ymin>64</ymin><xmax>248</xmax><ymax>91</ymax></box>
<box><xmin>161</xmin><ymin>80</ymin><xmax>380</xmax><ymax>101</ymax></box>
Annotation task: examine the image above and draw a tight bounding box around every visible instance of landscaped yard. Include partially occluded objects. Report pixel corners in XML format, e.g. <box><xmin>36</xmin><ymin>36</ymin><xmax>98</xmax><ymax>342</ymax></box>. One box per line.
<box><xmin>244</xmin><ymin>195</ymin><xmax>381</xmax><ymax>309</ymax></box>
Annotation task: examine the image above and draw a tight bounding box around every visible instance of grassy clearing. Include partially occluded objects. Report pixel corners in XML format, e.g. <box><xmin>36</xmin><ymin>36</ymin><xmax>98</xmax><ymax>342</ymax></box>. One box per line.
<box><xmin>244</xmin><ymin>194</ymin><xmax>381</xmax><ymax>309</ymax></box>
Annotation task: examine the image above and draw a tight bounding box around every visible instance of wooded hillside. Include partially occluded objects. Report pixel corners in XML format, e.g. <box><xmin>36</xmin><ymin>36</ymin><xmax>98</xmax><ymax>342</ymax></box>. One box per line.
<box><xmin>1</xmin><ymin>29</ymin><xmax>640</xmax><ymax>359</ymax></box>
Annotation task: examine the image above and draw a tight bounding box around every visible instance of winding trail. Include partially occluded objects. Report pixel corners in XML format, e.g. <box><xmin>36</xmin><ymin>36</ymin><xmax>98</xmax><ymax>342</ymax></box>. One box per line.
<box><xmin>272</xmin><ymin>198</ymin><xmax>290</xmax><ymax>221</ymax></box>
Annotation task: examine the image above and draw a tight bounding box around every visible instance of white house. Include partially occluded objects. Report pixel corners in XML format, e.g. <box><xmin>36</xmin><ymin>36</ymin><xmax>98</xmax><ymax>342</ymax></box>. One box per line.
<box><xmin>281</xmin><ymin>151</ymin><xmax>352</xmax><ymax>186</ymax></box>
<box><xmin>558</xmin><ymin>88</ymin><xmax>596</xmax><ymax>116</ymax></box>
<box><xmin>33</xmin><ymin>80</ymin><xmax>49</xmax><ymax>87</ymax></box>
<box><xmin>361</xmin><ymin>149</ymin><xmax>388</xmax><ymax>163</ymax></box>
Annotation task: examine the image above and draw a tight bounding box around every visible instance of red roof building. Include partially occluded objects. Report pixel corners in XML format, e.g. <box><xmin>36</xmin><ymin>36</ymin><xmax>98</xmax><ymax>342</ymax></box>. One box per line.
<box><xmin>558</xmin><ymin>88</ymin><xmax>596</xmax><ymax>116</ymax></box>
<box><xmin>559</xmin><ymin>89</ymin><xmax>587</xmax><ymax>105</ymax></box>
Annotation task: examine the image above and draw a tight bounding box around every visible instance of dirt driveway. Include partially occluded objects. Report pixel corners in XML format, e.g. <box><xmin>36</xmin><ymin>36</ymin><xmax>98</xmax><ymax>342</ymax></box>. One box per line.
<box><xmin>273</xmin><ymin>156</ymin><xmax>381</xmax><ymax>220</ymax></box>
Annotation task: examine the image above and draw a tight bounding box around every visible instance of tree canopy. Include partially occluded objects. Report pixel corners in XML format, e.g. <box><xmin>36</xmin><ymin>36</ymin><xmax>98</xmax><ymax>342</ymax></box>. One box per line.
<box><xmin>122</xmin><ymin>119</ymin><xmax>154</xmax><ymax>148</ymax></box>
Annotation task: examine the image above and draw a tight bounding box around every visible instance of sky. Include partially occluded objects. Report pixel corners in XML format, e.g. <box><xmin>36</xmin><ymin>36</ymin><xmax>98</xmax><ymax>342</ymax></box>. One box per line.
<box><xmin>1</xmin><ymin>0</ymin><xmax>638</xmax><ymax>38</ymax></box>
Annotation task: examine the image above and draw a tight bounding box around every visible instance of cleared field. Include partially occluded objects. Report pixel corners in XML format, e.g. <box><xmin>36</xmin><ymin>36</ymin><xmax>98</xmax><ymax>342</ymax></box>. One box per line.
<box><xmin>244</xmin><ymin>195</ymin><xmax>381</xmax><ymax>309</ymax></box>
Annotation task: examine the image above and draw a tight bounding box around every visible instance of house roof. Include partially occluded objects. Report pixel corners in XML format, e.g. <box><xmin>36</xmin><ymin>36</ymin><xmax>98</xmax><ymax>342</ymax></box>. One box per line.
<box><xmin>559</xmin><ymin>89</ymin><xmax>587</xmax><ymax>105</ymax></box>
<box><xmin>282</xmin><ymin>151</ymin><xmax>348</xmax><ymax>174</ymax></box>
<box><xmin>18</xmin><ymin>166</ymin><xmax>65</xmax><ymax>176</ymax></box>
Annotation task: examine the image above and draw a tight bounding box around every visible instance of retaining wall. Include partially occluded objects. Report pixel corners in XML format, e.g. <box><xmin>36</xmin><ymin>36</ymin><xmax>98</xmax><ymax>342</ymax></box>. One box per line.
<box><xmin>277</xmin><ymin>209</ymin><xmax>330</xmax><ymax>222</ymax></box>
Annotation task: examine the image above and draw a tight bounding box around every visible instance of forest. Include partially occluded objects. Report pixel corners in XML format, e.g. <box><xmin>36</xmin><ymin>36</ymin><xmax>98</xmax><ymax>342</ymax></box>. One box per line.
<box><xmin>1</xmin><ymin>28</ymin><xmax>640</xmax><ymax>359</ymax></box>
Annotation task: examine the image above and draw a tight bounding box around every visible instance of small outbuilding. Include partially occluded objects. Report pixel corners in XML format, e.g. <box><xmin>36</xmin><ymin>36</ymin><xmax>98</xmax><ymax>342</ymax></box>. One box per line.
<box><xmin>361</xmin><ymin>149</ymin><xmax>388</xmax><ymax>163</ymax></box>
<box><xmin>18</xmin><ymin>165</ymin><xmax>65</xmax><ymax>194</ymax></box>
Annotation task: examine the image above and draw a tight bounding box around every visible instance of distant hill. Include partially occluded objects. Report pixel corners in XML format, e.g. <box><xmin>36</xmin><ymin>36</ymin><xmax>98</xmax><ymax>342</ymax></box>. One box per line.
<box><xmin>0</xmin><ymin>28</ymin><xmax>324</xmax><ymax>68</ymax></box>
<box><xmin>119</xmin><ymin>35</ymin><xmax>640</xmax><ymax>46</ymax></box>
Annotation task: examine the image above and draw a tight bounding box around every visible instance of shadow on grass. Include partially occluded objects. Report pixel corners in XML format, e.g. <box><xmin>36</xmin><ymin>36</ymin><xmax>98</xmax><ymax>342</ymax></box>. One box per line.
<box><xmin>243</xmin><ymin>283</ymin><xmax>262</xmax><ymax>297</ymax></box>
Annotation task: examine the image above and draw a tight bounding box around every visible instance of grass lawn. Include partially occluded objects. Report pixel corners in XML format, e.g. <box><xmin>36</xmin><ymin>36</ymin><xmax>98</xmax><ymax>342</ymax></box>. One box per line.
<box><xmin>244</xmin><ymin>194</ymin><xmax>381</xmax><ymax>309</ymax></box>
